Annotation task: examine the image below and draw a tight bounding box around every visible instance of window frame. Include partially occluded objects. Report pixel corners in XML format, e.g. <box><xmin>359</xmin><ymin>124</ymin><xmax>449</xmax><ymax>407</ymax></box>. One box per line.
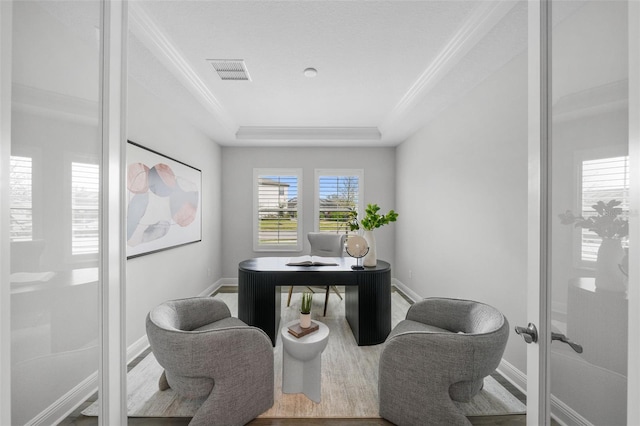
<box><xmin>9</xmin><ymin>155</ymin><xmax>34</xmax><ymax>242</ymax></box>
<box><xmin>253</xmin><ymin>168</ymin><xmax>303</xmax><ymax>252</ymax></box>
<box><xmin>66</xmin><ymin>155</ymin><xmax>100</xmax><ymax>261</ymax></box>
<box><xmin>314</xmin><ymin>169</ymin><xmax>364</xmax><ymax>235</ymax></box>
<box><xmin>573</xmin><ymin>148</ymin><xmax>629</xmax><ymax>269</ymax></box>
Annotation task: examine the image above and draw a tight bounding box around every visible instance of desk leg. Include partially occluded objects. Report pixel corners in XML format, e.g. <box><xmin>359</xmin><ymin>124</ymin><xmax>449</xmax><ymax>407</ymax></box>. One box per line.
<box><xmin>345</xmin><ymin>270</ymin><xmax>391</xmax><ymax>345</ymax></box>
<box><xmin>238</xmin><ymin>270</ymin><xmax>280</xmax><ymax>346</ymax></box>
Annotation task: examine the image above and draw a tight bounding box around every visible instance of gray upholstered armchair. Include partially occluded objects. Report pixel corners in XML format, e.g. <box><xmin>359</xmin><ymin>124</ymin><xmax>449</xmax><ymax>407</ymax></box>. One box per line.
<box><xmin>379</xmin><ymin>297</ymin><xmax>509</xmax><ymax>426</ymax></box>
<box><xmin>146</xmin><ymin>297</ymin><xmax>274</xmax><ymax>426</ymax></box>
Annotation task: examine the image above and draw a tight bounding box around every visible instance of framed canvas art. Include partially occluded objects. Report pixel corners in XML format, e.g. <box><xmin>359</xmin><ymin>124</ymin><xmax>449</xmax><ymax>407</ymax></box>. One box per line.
<box><xmin>126</xmin><ymin>141</ymin><xmax>202</xmax><ymax>258</ymax></box>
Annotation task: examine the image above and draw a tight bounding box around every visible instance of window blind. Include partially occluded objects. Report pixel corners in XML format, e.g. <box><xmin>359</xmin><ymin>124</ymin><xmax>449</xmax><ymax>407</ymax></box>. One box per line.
<box><xmin>10</xmin><ymin>156</ymin><xmax>33</xmax><ymax>241</ymax></box>
<box><xmin>256</xmin><ymin>174</ymin><xmax>299</xmax><ymax>248</ymax></box>
<box><xmin>317</xmin><ymin>174</ymin><xmax>360</xmax><ymax>234</ymax></box>
<box><xmin>581</xmin><ymin>156</ymin><xmax>629</xmax><ymax>261</ymax></box>
<box><xmin>71</xmin><ymin>162</ymin><xmax>100</xmax><ymax>255</ymax></box>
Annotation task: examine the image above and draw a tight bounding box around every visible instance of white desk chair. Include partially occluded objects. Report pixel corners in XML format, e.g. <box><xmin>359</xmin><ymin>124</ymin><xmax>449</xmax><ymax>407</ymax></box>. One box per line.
<box><xmin>286</xmin><ymin>232</ymin><xmax>346</xmax><ymax>316</ymax></box>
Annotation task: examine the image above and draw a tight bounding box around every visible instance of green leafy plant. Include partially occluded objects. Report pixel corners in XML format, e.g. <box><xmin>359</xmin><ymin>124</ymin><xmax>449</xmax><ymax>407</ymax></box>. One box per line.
<box><xmin>300</xmin><ymin>292</ymin><xmax>313</xmax><ymax>314</ymax></box>
<box><xmin>348</xmin><ymin>203</ymin><xmax>398</xmax><ymax>231</ymax></box>
<box><xmin>558</xmin><ymin>200</ymin><xmax>628</xmax><ymax>239</ymax></box>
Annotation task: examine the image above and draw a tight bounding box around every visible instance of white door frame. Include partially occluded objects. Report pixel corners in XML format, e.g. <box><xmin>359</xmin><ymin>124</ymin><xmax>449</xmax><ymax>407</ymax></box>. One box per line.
<box><xmin>0</xmin><ymin>2</ymin><xmax>13</xmax><ymax>424</ymax></box>
<box><xmin>99</xmin><ymin>0</ymin><xmax>128</xmax><ymax>425</ymax></box>
<box><xmin>527</xmin><ymin>0</ymin><xmax>550</xmax><ymax>423</ymax></box>
<box><xmin>628</xmin><ymin>0</ymin><xmax>640</xmax><ymax>424</ymax></box>
<box><xmin>528</xmin><ymin>0</ymin><xmax>640</xmax><ymax>424</ymax></box>
<box><xmin>0</xmin><ymin>2</ymin><xmax>129</xmax><ymax>424</ymax></box>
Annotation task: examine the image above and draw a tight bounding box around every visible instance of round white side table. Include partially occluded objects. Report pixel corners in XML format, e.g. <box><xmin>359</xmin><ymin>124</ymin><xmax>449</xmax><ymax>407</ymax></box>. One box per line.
<box><xmin>280</xmin><ymin>319</ymin><xmax>330</xmax><ymax>403</ymax></box>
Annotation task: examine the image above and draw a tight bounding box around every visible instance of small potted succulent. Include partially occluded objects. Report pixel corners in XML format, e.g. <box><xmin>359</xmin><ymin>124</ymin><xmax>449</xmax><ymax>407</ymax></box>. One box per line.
<box><xmin>300</xmin><ymin>292</ymin><xmax>313</xmax><ymax>328</ymax></box>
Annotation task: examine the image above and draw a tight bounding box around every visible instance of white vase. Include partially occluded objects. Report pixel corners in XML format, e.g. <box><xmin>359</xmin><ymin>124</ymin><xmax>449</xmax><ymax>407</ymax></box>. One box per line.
<box><xmin>300</xmin><ymin>312</ymin><xmax>311</xmax><ymax>328</ymax></box>
<box><xmin>362</xmin><ymin>230</ymin><xmax>377</xmax><ymax>267</ymax></box>
<box><xmin>595</xmin><ymin>237</ymin><xmax>626</xmax><ymax>292</ymax></box>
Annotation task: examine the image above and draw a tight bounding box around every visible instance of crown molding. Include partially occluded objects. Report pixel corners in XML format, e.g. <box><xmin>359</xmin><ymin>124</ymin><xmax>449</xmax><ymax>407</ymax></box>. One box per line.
<box><xmin>236</xmin><ymin>126</ymin><xmax>381</xmax><ymax>141</ymax></box>
<box><xmin>128</xmin><ymin>3</ymin><xmax>236</xmax><ymax>133</ymax></box>
<box><xmin>380</xmin><ymin>0</ymin><xmax>518</xmax><ymax>134</ymax></box>
<box><xmin>12</xmin><ymin>83</ymin><xmax>99</xmax><ymax>125</ymax></box>
<box><xmin>552</xmin><ymin>79</ymin><xmax>628</xmax><ymax>122</ymax></box>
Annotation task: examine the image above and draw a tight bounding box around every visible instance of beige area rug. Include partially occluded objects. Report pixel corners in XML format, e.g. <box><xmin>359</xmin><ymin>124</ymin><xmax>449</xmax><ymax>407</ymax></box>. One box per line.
<box><xmin>83</xmin><ymin>289</ymin><xmax>525</xmax><ymax>418</ymax></box>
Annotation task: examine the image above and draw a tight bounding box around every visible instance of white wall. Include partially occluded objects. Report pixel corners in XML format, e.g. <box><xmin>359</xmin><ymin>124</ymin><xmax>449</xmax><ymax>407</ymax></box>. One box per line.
<box><xmin>395</xmin><ymin>52</ymin><xmax>528</xmax><ymax>372</ymax></box>
<box><xmin>220</xmin><ymin>147</ymin><xmax>396</xmax><ymax>278</ymax></box>
<box><xmin>126</xmin><ymin>80</ymin><xmax>222</xmax><ymax>349</ymax></box>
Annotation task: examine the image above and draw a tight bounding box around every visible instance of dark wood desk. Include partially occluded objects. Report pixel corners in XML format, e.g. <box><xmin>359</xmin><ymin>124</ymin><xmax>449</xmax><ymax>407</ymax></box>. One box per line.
<box><xmin>238</xmin><ymin>257</ymin><xmax>391</xmax><ymax>346</ymax></box>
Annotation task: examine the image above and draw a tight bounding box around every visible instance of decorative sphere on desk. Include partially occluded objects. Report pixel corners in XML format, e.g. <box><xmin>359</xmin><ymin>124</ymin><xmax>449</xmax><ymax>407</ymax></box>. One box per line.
<box><xmin>346</xmin><ymin>235</ymin><xmax>369</xmax><ymax>269</ymax></box>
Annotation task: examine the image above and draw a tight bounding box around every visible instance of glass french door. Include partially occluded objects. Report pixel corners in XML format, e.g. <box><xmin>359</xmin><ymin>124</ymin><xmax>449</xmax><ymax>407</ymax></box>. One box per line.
<box><xmin>7</xmin><ymin>1</ymin><xmax>103</xmax><ymax>424</ymax></box>
<box><xmin>526</xmin><ymin>0</ymin><xmax>639</xmax><ymax>424</ymax></box>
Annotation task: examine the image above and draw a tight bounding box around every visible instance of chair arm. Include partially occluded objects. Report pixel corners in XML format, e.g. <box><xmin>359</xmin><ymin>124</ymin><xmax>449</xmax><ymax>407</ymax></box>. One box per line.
<box><xmin>405</xmin><ymin>298</ymin><xmax>448</xmax><ymax>326</ymax></box>
<box><xmin>204</xmin><ymin>298</ymin><xmax>233</xmax><ymax>323</ymax></box>
<box><xmin>381</xmin><ymin>331</ymin><xmax>478</xmax><ymax>385</ymax></box>
<box><xmin>164</xmin><ymin>326</ymin><xmax>274</xmax><ymax>380</ymax></box>
<box><xmin>149</xmin><ymin>297</ymin><xmax>232</xmax><ymax>332</ymax></box>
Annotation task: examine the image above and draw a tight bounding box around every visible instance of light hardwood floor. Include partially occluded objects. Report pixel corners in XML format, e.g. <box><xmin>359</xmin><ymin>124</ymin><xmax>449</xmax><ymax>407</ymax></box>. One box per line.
<box><xmin>59</xmin><ymin>286</ymin><xmax>555</xmax><ymax>426</ymax></box>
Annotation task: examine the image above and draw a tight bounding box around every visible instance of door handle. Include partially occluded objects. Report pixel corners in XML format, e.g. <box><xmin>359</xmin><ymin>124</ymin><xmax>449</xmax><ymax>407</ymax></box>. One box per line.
<box><xmin>515</xmin><ymin>323</ymin><xmax>538</xmax><ymax>344</ymax></box>
<box><xmin>551</xmin><ymin>332</ymin><xmax>583</xmax><ymax>354</ymax></box>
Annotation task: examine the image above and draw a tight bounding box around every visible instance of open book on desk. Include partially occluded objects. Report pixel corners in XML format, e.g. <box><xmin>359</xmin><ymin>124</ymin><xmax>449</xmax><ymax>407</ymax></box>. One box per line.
<box><xmin>286</xmin><ymin>256</ymin><xmax>340</xmax><ymax>266</ymax></box>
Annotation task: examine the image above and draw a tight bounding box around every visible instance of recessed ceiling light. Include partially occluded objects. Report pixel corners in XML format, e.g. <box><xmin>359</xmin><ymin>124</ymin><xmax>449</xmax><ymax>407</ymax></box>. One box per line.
<box><xmin>304</xmin><ymin>68</ymin><xmax>318</xmax><ymax>78</ymax></box>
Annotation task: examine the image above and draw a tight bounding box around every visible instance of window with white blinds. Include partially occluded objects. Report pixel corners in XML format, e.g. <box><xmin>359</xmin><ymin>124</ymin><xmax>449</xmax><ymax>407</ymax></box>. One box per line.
<box><xmin>10</xmin><ymin>156</ymin><xmax>33</xmax><ymax>241</ymax></box>
<box><xmin>254</xmin><ymin>168</ymin><xmax>303</xmax><ymax>251</ymax></box>
<box><xmin>71</xmin><ymin>162</ymin><xmax>100</xmax><ymax>255</ymax></box>
<box><xmin>315</xmin><ymin>169</ymin><xmax>363</xmax><ymax>235</ymax></box>
<box><xmin>581</xmin><ymin>155</ymin><xmax>629</xmax><ymax>262</ymax></box>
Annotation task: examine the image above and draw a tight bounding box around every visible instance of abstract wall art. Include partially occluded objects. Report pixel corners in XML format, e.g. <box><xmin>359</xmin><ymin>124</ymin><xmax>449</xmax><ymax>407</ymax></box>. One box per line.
<box><xmin>126</xmin><ymin>141</ymin><xmax>202</xmax><ymax>258</ymax></box>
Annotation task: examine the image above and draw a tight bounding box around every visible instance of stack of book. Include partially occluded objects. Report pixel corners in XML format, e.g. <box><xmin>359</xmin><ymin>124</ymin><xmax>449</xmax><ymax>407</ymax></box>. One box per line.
<box><xmin>287</xmin><ymin>321</ymin><xmax>319</xmax><ymax>338</ymax></box>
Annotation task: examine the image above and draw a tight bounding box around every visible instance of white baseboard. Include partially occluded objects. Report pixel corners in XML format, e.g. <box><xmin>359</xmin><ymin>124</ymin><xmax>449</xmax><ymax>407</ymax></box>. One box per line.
<box><xmin>497</xmin><ymin>359</ymin><xmax>591</xmax><ymax>426</ymax></box>
<box><xmin>201</xmin><ymin>277</ymin><xmax>229</xmax><ymax>296</ymax></box>
<box><xmin>26</xmin><ymin>371</ymin><xmax>98</xmax><ymax>426</ymax></box>
<box><xmin>127</xmin><ymin>335</ymin><xmax>150</xmax><ymax>364</ymax></box>
<box><xmin>551</xmin><ymin>394</ymin><xmax>592</xmax><ymax>426</ymax></box>
<box><xmin>32</xmin><ymin>276</ymin><xmax>587</xmax><ymax>426</ymax></box>
<box><xmin>392</xmin><ymin>278</ymin><xmax>421</xmax><ymax>302</ymax></box>
<box><xmin>497</xmin><ymin>358</ymin><xmax>527</xmax><ymax>396</ymax></box>
<box><xmin>27</xmin><ymin>277</ymin><xmax>229</xmax><ymax>426</ymax></box>
<box><xmin>217</xmin><ymin>277</ymin><xmax>238</xmax><ymax>287</ymax></box>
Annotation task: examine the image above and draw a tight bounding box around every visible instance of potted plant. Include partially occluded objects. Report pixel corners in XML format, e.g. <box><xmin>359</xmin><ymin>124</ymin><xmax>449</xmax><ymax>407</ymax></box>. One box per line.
<box><xmin>559</xmin><ymin>199</ymin><xmax>628</xmax><ymax>291</ymax></box>
<box><xmin>300</xmin><ymin>292</ymin><xmax>313</xmax><ymax>328</ymax></box>
<box><xmin>348</xmin><ymin>203</ymin><xmax>398</xmax><ymax>267</ymax></box>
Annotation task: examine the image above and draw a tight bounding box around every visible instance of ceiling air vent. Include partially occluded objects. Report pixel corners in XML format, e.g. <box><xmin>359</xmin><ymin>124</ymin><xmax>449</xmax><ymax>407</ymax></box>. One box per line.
<box><xmin>208</xmin><ymin>59</ymin><xmax>251</xmax><ymax>81</ymax></box>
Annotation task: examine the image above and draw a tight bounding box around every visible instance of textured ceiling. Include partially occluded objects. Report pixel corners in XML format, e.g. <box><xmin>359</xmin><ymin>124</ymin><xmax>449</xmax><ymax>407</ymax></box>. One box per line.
<box><xmin>127</xmin><ymin>0</ymin><xmax>528</xmax><ymax>146</ymax></box>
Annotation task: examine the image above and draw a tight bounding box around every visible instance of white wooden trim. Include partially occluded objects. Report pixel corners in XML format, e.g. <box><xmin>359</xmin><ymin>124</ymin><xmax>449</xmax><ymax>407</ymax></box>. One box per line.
<box><xmin>127</xmin><ymin>336</ymin><xmax>150</xmax><ymax>365</ymax></box>
<box><xmin>497</xmin><ymin>359</ymin><xmax>527</xmax><ymax>397</ymax></box>
<box><xmin>628</xmin><ymin>0</ymin><xmax>640</xmax><ymax>423</ymax></box>
<box><xmin>201</xmin><ymin>278</ymin><xmax>227</xmax><ymax>296</ymax></box>
<box><xmin>21</xmin><ymin>336</ymin><xmax>153</xmax><ymax>426</ymax></box>
<box><xmin>25</xmin><ymin>372</ymin><xmax>98</xmax><ymax>426</ymax></box>
<box><xmin>236</xmin><ymin>127</ymin><xmax>380</xmax><ymax>141</ymax></box>
<box><xmin>550</xmin><ymin>395</ymin><xmax>592</xmax><ymax>426</ymax></box>
<box><xmin>380</xmin><ymin>0</ymin><xmax>517</xmax><ymax>133</ymax></box>
<box><xmin>314</xmin><ymin>168</ymin><xmax>364</xmax><ymax>233</ymax></box>
<box><xmin>527</xmin><ymin>0</ymin><xmax>551</xmax><ymax>424</ymax></box>
<box><xmin>391</xmin><ymin>278</ymin><xmax>421</xmax><ymax>303</ymax></box>
<box><xmin>219</xmin><ymin>277</ymin><xmax>239</xmax><ymax>287</ymax></box>
<box><xmin>253</xmin><ymin>168</ymin><xmax>303</xmax><ymax>252</ymax></box>
<box><xmin>0</xmin><ymin>2</ymin><xmax>12</xmax><ymax>424</ymax></box>
<box><xmin>128</xmin><ymin>2</ymin><xmax>236</xmax><ymax>133</ymax></box>
<box><xmin>99</xmin><ymin>1</ymin><xmax>127</xmax><ymax>424</ymax></box>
